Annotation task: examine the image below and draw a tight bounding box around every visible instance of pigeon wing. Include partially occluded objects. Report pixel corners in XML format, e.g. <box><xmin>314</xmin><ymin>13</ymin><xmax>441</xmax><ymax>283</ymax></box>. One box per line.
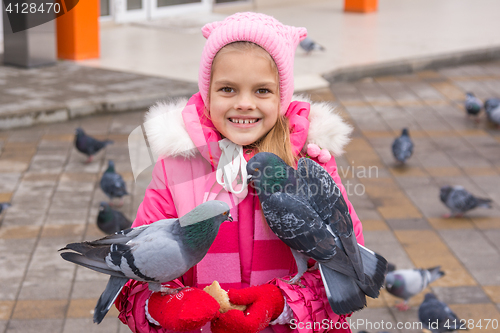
<box><xmin>297</xmin><ymin>158</ymin><xmax>364</xmax><ymax>281</ymax></box>
<box><xmin>262</xmin><ymin>191</ymin><xmax>358</xmax><ymax>279</ymax></box>
<box><xmin>448</xmin><ymin>188</ymin><xmax>477</xmax><ymax>213</ymax></box>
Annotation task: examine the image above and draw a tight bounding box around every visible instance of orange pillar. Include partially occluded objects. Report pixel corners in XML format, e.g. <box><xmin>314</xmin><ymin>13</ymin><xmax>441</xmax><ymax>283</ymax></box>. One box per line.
<box><xmin>56</xmin><ymin>0</ymin><xmax>100</xmax><ymax>60</ymax></box>
<box><xmin>344</xmin><ymin>0</ymin><xmax>378</xmax><ymax>13</ymax></box>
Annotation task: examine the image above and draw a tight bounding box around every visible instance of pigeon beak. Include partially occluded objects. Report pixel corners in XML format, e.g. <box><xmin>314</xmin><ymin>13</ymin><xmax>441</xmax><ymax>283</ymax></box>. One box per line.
<box><xmin>246</xmin><ymin>174</ymin><xmax>253</xmax><ymax>182</ymax></box>
<box><xmin>227</xmin><ymin>213</ymin><xmax>233</xmax><ymax>222</ymax></box>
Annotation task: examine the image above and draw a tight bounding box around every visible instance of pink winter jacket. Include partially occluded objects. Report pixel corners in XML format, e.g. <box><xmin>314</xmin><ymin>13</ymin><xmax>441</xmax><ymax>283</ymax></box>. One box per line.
<box><xmin>115</xmin><ymin>93</ymin><xmax>364</xmax><ymax>333</ymax></box>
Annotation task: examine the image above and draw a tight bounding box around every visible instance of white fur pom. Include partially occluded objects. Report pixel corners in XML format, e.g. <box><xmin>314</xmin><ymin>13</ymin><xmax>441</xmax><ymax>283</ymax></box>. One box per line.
<box><xmin>293</xmin><ymin>95</ymin><xmax>352</xmax><ymax>157</ymax></box>
<box><xmin>144</xmin><ymin>98</ymin><xmax>196</xmax><ymax>158</ymax></box>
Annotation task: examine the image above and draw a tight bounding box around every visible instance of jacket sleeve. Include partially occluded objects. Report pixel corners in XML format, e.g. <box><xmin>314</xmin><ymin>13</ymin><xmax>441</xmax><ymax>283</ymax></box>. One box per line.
<box><xmin>132</xmin><ymin>158</ymin><xmax>178</xmax><ymax>228</ymax></box>
<box><xmin>270</xmin><ymin>156</ymin><xmax>363</xmax><ymax>333</ymax></box>
<box><xmin>115</xmin><ymin>158</ymin><xmax>180</xmax><ymax>333</ymax></box>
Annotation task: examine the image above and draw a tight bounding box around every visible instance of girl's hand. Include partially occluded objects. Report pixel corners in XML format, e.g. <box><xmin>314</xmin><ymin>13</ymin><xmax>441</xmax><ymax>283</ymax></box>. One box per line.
<box><xmin>210</xmin><ymin>284</ymin><xmax>284</xmax><ymax>333</ymax></box>
<box><xmin>147</xmin><ymin>288</ymin><xmax>220</xmax><ymax>331</ymax></box>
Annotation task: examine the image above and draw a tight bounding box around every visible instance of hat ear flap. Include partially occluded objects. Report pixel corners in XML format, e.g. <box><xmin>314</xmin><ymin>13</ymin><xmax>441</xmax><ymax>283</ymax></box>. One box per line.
<box><xmin>201</xmin><ymin>21</ymin><xmax>222</xmax><ymax>39</ymax></box>
<box><xmin>297</xmin><ymin>27</ymin><xmax>308</xmax><ymax>42</ymax></box>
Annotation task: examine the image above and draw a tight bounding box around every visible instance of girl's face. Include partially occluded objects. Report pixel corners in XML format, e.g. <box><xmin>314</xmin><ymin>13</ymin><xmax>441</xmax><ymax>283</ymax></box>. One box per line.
<box><xmin>209</xmin><ymin>48</ymin><xmax>279</xmax><ymax>146</ymax></box>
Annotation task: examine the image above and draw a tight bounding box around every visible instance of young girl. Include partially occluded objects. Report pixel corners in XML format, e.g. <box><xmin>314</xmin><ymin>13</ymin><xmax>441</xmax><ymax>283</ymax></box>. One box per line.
<box><xmin>115</xmin><ymin>12</ymin><xmax>364</xmax><ymax>333</ymax></box>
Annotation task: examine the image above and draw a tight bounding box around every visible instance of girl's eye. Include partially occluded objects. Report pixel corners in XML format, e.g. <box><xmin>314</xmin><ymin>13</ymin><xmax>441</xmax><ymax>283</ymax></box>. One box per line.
<box><xmin>257</xmin><ymin>89</ymin><xmax>270</xmax><ymax>94</ymax></box>
<box><xmin>220</xmin><ymin>87</ymin><xmax>234</xmax><ymax>93</ymax></box>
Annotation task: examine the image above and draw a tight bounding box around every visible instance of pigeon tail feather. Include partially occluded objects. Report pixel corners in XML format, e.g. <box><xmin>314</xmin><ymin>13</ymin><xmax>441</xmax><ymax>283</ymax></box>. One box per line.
<box><xmin>427</xmin><ymin>266</ymin><xmax>445</xmax><ymax>284</ymax></box>
<box><xmin>355</xmin><ymin>245</ymin><xmax>388</xmax><ymax>298</ymax></box>
<box><xmin>60</xmin><ymin>252</ymin><xmax>124</xmax><ymax>277</ymax></box>
<box><xmin>94</xmin><ymin>276</ymin><xmax>129</xmax><ymax>324</ymax></box>
<box><xmin>319</xmin><ymin>264</ymin><xmax>366</xmax><ymax>315</ymax></box>
<box><xmin>477</xmin><ymin>197</ymin><xmax>492</xmax><ymax>208</ymax></box>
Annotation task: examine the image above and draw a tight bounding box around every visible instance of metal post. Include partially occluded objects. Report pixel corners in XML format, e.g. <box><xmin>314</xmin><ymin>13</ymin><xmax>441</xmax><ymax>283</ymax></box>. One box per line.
<box><xmin>2</xmin><ymin>1</ymin><xmax>57</xmax><ymax>68</ymax></box>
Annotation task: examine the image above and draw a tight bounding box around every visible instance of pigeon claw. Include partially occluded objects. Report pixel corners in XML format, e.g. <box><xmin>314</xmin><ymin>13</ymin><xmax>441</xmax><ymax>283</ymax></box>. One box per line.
<box><xmin>160</xmin><ymin>285</ymin><xmax>186</xmax><ymax>296</ymax></box>
<box><xmin>395</xmin><ymin>301</ymin><xmax>410</xmax><ymax>311</ymax></box>
<box><xmin>279</xmin><ymin>276</ymin><xmax>306</xmax><ymax>288</ymax></box>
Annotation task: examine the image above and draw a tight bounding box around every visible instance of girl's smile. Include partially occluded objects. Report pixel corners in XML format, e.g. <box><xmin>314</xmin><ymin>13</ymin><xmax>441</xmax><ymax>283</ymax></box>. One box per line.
<box><xmin>209</xmin><ymin>47</ymin><xmax>279</xmax><ymax>146</ymax></box>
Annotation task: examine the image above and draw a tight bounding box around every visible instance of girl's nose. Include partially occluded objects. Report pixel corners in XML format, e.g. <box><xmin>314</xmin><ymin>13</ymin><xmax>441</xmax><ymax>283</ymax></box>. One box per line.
<box><xmin>235</xmin><ymin>92</ymin><xmax>256</xmax><ymax>111</ymax></box>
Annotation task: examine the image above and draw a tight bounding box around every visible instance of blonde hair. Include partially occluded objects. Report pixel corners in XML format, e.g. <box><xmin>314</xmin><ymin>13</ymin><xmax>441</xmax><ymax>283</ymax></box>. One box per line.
<box><xmin>209</xmin><ymin>41</ymin><xmax>297</xmax><ymax>167</ymax></box>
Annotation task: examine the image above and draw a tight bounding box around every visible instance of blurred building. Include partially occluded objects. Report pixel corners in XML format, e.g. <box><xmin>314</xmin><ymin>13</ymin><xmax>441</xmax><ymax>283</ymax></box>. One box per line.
<box><xmin>0</xmin><ymin>0</ymin><xmax>298</xmax><ymax>45</ymax></box>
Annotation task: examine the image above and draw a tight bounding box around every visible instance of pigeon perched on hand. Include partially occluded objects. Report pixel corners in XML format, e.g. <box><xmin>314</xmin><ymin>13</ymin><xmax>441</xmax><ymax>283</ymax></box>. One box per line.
<box><xmin>419</xmin><ymin>293</ymin><xmax>467</xmax><ymax>333</ymax></box>
<box><xmin>392</xmin><ymin>128</ymin><xmax>414</xmax><ymax>164</ymax></box>
<box><xmin>100</xmin><ymin>160</ymin><xmax>128</xmax><ymax>207</ymax></box>
<box><xmin>385</xmin><ymin>266</ymin><xmax>445</xmax><ymax>311</ymax></box>
<box><xmin>247</xmin><ymin>152</ymin><xmax>387</xmax><ymax>315</ymax></box>
<box><xmin>60</xmin><ymin>200</ymin><xmax>232</xmax><ymax>324</ymax></box>
<box><xmin>464</xmin><ymin>92</ymin><xmax>483</xmax><ymax>121</ymax></box>
<box><xmin>299</xmin><ymin>36</ymin><xmax>326</xmax><ymax>55</ymax></box>
<box><xmin>74</xmin><ymin>127</ymin><xmax>113</xmax><ymax>163</ymax></box>
<box><xmin>97</xmin><ymin>202</ymin><xmax>132</xmax><ymax>235</ymax></box>
<box><xmin>440</xmin><ymin>185</ymin><xmax>492</xmax><ymax>218</ymax></box>
<box><xmin>485</xmin><ymin>98</ymin><xmax>500</xmax><ymax>128</ymax></box>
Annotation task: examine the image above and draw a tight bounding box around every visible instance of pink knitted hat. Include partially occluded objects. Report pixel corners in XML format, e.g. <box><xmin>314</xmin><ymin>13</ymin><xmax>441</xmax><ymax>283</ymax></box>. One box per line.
<box><xmin>199</xmin><ymin>12</ymin><xmax>307</xmax><ymax>114</ymax></box>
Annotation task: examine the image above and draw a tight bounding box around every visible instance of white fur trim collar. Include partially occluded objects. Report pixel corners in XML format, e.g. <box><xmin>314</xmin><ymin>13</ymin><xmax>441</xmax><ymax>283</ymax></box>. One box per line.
<box><xmin>143</xmin><ymin>95</ymin><xmax>352</xmax><ymax>158</ymax></box>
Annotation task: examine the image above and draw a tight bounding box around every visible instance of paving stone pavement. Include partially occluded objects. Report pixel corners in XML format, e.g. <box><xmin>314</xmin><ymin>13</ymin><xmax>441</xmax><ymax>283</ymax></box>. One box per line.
<box><xmin>1</xmin><ymin>61</ymin><xmax>500</xmax><ymax>333</ymax></box>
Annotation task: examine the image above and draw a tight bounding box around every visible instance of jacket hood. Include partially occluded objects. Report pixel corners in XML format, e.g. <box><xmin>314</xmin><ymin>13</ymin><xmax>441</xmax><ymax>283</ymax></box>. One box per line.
<box><xmin>143</xmin><ymin>95</ymin><xmax>352</xmax><ymax>159</ymax></box>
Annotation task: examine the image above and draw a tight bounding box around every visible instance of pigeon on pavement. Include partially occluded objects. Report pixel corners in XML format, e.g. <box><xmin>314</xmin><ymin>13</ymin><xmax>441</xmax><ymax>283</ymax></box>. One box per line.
<box><xmin>60</xmin><ymin>200</ymin><xmax>232</xmax><ymax>324</ymax></box>
<box><xmin>485</xmin><ymin>98</ymin><xmax>500</xmax><ymax>128</ymax></box>
<box><xmin>419</xmin><ymin>293</ymin><xmax>467</xmax><ymax>333</ymax></box>
<box><xmin>385</xmin><ymin>266</ymin><xmax>445</xmax><ymax>311</ymax></box>
<box><xmin>299</xmin><ymin>36</ymin><xmax>326</xmax><ymax>55</ymax></box>
<box><xmin>0</xmin><ymin>202</ymin><xmax>11</xmax><ymax>214</ymax></box>
<box><xmin>74</xmin><ymin>127</ymin><xmax>113</xmax><ymax>163</ymax></box>
<box><xmin>247</xmin><ymin>152</ymin><xmax>387</xmax><ymax>315</ymax></box>
<box><xmin>97</xmin><ymin>202</ymin><xmax>132</xmax><ymax>235</ymax></box>
<box><xmin>464</xmin><ymin>92</ymin><xmax>483</xmax><ymax>121</ymax></box>
<box><xmin>392</xmin><ymin>128</ymin><xmax>414</xmax><ymax>164</ymax></box>
<box><xmin>440</xmin><ymin>185</ymin><xmax>492</xmax><ymax>218</ymax></box>
<box><xmin>100</xmin><ymin>160</ymin><xmax>128</xmax><ymax>206</ymax></box>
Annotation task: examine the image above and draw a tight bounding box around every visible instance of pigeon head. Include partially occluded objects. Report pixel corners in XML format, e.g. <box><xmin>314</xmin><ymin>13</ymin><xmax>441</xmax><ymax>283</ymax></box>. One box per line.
<box><xmin>105</xmin><ymin>160</ymin><xmax>116</xmax><ymax>173</ymax></box>
<box><xmin>0</xmin><ymin>202</ymin><xmax>11</xmax><ymax>214</ymax></box>
<box><xmin>179</xmin><ymin>200</ymin><xmax>232</xmax><ymax>228</ymax></box>
<box><xmin>423</xmin><ymin>293</ymin><xmax>437</xmax><ymax>302</ymax></box>
<box><xmin>76</xmin><ymin>127</ymin><xmax>84</xmax><ymax>136</ymax></box>
<box><xmin>98</xmin><ymin>202</ymin><xmax>113</xmax><ymax>221</ymax></box>
<box><xmin>384</xmin><ymin>272</ymin><xmax>404</xmax><ymax>292</ymax></box>
<box><xmin>179</xmin><ymin>200</ymin><xmax>232</xmax><ymax>251</ymax></box>
<box><xmin>401</xmin><ymin>128</ymin><xmax>409</xmax><ymax>136</ymax></box>
<box><xmin>247</xmin><ymin>152</ymin><xmax>292</xmax><ymax>196</ymax></box>
<box><xmin>439</xmin><ymin>186</ymin><xmax>453</xmax><ymax>202</ymax></box>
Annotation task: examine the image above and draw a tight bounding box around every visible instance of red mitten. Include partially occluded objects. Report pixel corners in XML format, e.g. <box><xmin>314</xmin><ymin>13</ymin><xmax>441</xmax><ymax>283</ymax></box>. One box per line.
<box><xmin>211</xmin><ymin>284</ymin><xmax>285</xmax><ymax>333</ymax></box>
<box><xmin>147</xmin><ymin>288</ymin><xmax>220</xmax><ymax>331</ymax></box>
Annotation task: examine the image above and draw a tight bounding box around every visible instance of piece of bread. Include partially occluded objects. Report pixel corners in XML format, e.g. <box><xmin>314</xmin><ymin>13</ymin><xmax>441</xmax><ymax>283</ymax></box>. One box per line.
<box><xmin>203</xmin><ymin>281</ymin><xmax>247</xmax><ymax>313</ymax></box>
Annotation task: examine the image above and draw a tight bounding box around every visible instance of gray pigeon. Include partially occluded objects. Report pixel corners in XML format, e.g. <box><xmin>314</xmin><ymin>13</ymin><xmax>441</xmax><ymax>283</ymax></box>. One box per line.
<box><xmin>299</xmin><ymin>36</ymin><xmax>326</xmax><ymax>55</ymax></box>
<box><xmin>385</xmin><ymin>266</ymin><xmax>445</xmax><ymax>311</ymax></box>
<box><xmin>440</xmin><ymin>185</ymin><xmax>492</xmax><ymax>218</ymax></box>
<box><xmin>392</xmin><ymin>128</ymin><xmax>414</xmax><ymax>164</ymax></box>
<box><xmin>464</xmin><ymin>92</ymin><xmax>483</xmax><ymax>120</ymax></box>
<box><xmin>100</xmin><ymin>160</ymin><xmax>128</xmax><ymax>206</ymax></box>
<box><xmin>419</xmin><ymin>293</ymin><xmax>467</xmax><ymax>333</ymax></box>
<box><xmin>247</xmin><ymin>152</ymin><xmax>387</xmax><ymax>315</ymax></box>
<box><xmin>75</xmin><ymin>127</ymin><xmax>113</xmax><ymax>163</ymax></box>
<box><xmin>60</xmin><ymin>200</ymin><xmax>232</xmax><ymax>324</ymax></box>
<box><xmin>0</xmin><ymin>202</ymin><xmax>11</xmax><ymax>214</ymax></box>
<box><xmin>485</xmin><ymin>98</ymin><xmax>500</xmax><ymax>128</ymax></box>
<box><xmin>97</xmin><ymin>202</ymin><xmax>132</xmax><ymax>235</ymax></box>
